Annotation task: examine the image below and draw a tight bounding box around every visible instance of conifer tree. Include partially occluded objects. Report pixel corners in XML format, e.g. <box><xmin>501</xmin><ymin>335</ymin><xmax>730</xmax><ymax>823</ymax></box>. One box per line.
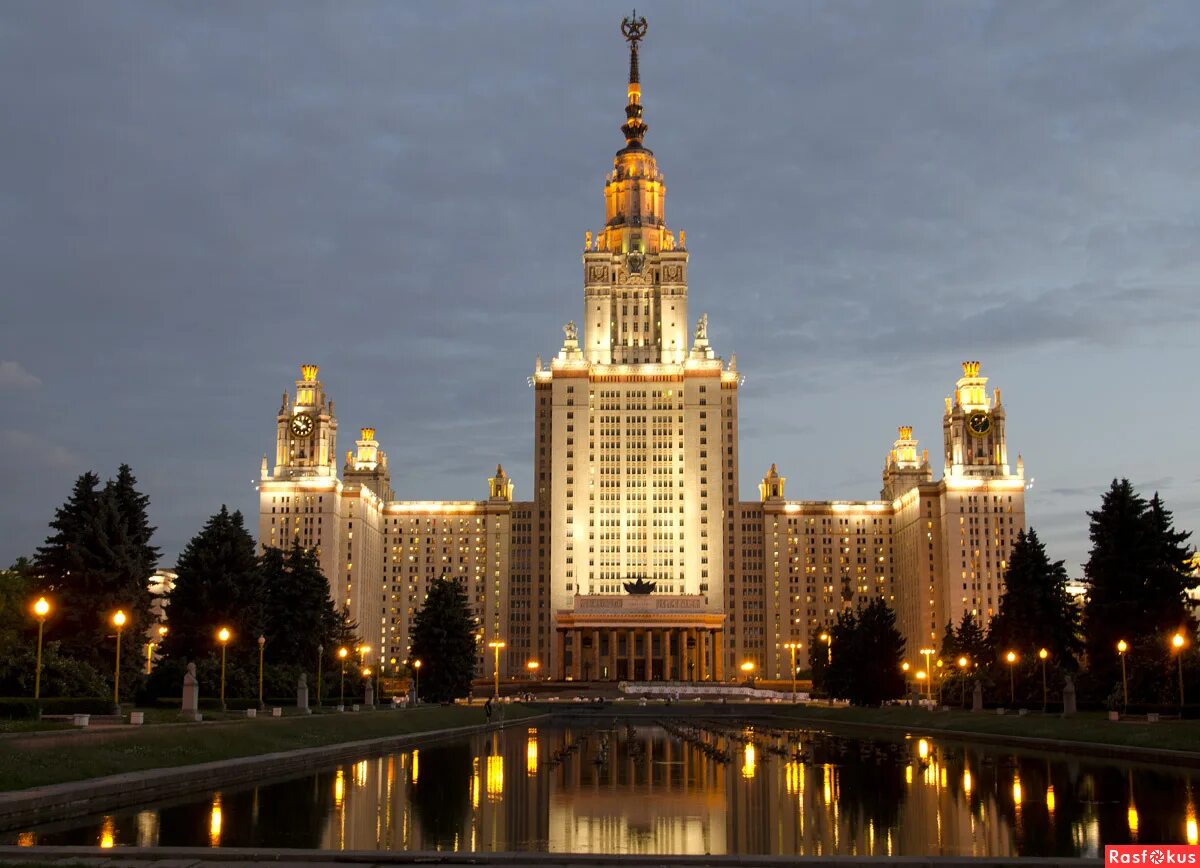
<box><xmin>409</xmin><ymin>574</ymin><xmax>478</xmax><ymax>702</ymax></box>
<box><xmin>988</xmin><ymin>528</ymin><xmax>1081</xmax><ymax>669</ymax></box>
<box><xmin>161</xmin><ymin>507</ymin><xmax>265</xmax><ymax>664</ymax></box>
<box><xmin>1082</xmin><ymin>480</ymin><xmax>1196</xmax><ymax>690</ymax></box>
<box><xmin>260</xmin><ymin>542</ymin><xmax>346</xmax><ymax>665</ymax></box>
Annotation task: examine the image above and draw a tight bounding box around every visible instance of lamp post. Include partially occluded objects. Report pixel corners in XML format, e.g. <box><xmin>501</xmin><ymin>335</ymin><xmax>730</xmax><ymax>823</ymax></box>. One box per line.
<box><xmin>783</xmin><ymin>642</ymin><xmax>801</xmax><ymax>701</ymax></box>
<box><xmin>920</xmin><ymin>648</ymin><xmax>934</xmax><ymax>700</ymax></box>
<box><xmin>1117</xmin><ymin>639</ymin><xmax>1129</xmax><ymax>712</ymax></box>
<box><xmin>1172</xmin><ymin>633</ymin><xmax>1187</xmax><ymax>709</ymax></box>
<box><xmin>362</xmin><ymin>667</ymin><xmax>372</xmax><ymax>703</ymax></box>
<box><xmin>740</xmin><ymin>660</ymin><xmax>756</xmax><ymax>686</ymax></box>
<box><xmin>957</xmin><ymin>656</ymin><xmax>969</xmax><ymax>707</ymax></box>
<box><xmin>819</xmin><ymin>632</ymin><xmax>832</xmax><ymax>664</ymax></box>
<box><xmin>487</xmin><ymin>640</ymin><xmax>506</xmax><ymax>700</ymax></box>
<box><xmin>901</xmin><ymin>661</ymin><xmax>911</xmax><ymax>700</ymax></box>
<box><xmin>1005</xmin><ymin>650</ymin><xmax>1018</xmax><ymax>706</ymax></box>
<box><xmin>146</xmin><ymin>624</ymin><xmax>167</xmax><ymax>675</ymax></box>
<box><xmin>32</xmin><ymin>597</ymin><xmax>50</xmax><ymax>704</ymax></box>
<box><xmin>1037</xmin><ymin>648</ymin><xmax>1049</xmax><ymax>712</ymax></box>
<box><xmin>111</xmin><ymin>610</ymin><xmax>127</xmax><ymax>713</ymax></box>
<box><xmin>526</xmin><ymin>660</ymin><xmax>540</xmax><ymax>681</ymax></box>
<box><xmin>217</xmin><ymin>627</ymin><xmax>231</xmax><ymax>711</ymax></box>
<box><xmin>257</xmin><ymin>635</ymin><xmax>266</xmax><ymax>710</ymax></box>
<box><xmin>316</xmin><ymin>643</ymin><xmax>323</xmax><ymax>710</ymax></box>
<box><xmin>338</xmin><ymin>647</ymin><xmax>349</xmax><ymax>709</ymax></box>
<box><xmin>412</xmin><ymin>659</ymin><xmax>422</xmax><ymax>704</ymax></box>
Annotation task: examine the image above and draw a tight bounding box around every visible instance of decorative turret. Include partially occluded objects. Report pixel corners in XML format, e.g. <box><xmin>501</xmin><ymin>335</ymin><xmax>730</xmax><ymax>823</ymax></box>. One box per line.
<box><xmin>489</xmin><ymin>464</ymin><xmax>514</xmax><ymax>502</ymax></box>
<box><xmin>619</xmin><ymin>13</ymin><xmax>649</xmax><ymax>149</ymax></box>
<box><xmin>342</xmin><ymin>425</ymin><xmax>392</xmax><ymax>500</ymax></box>
<box><xmin>759</xmin><ymin>463</ymin><xmax>786</xmax><ymax>502</ymax></box>
<box><xmin>882</xmin><ymin>426</ymin><xmax>932</xmax><ymax>499</ymax></box>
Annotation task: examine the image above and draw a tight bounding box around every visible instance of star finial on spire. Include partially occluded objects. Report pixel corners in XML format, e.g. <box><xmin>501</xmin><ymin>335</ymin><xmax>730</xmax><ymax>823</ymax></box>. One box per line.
<box><xmin>620</xmin><ymin>12</ymin><xmax>649</xmax><ymax>147</ymax></box>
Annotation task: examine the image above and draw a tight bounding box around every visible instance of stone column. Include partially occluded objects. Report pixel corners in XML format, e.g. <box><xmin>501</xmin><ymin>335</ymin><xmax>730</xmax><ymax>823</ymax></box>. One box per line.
<box><xmin>645</xmin><ymin>629</ymin><xmax>654</xmax><ymax>681</ymax></box>
<box><xmin>687</xmin><ymin>628</ymin><xmax>697</xmax><ymax>681</ymax></box>
<box><xmin>556</xmin><ymin>630</ymin><xmax>566</xmax><ymax>680</ymax></box>
<box><xmin>699</xmin><ymin>631</ymin><xmax>708</xmax><ymax>681</ymax></box>
<box><xmin>592</xmin><ymin>629</ymin><xmax>601</xmax><ymax>682</ymax></box>
<box><xmin>714</xmin><ymin>630</ymin><xmax>724</xmax><ymax>680</ymax></box>
<box><xmin>627</xmin><ymin>628</ymin><xmax>636</xmax><ymax>681</ymax></box>
<box><xmin>571</xmin><ymin>630</ymin><xmax>583</xmax><ymax>680</ymax></box>
<box><xmin>664</xmin><ymin>628</ymin><xmax>673</xmax><ymax>681</ymax></box>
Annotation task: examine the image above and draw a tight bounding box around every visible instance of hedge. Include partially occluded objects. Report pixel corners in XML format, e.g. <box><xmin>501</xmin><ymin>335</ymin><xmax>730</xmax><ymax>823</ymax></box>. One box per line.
<box><xmin>0</xmin><ymin>697</ymin><xmax>114</xmax><ymax>719</ymax></box>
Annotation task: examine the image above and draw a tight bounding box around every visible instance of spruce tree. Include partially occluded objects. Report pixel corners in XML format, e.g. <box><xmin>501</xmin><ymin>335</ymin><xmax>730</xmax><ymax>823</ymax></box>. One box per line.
<box><xmin>824</xmin><ymin>601</ymin><xmax>905</xmax><ymax>706</ymax></box>
<box><xmin>260</xmin><ymin>542</ymin><xmax>344</xmax><ymax>666</ymax></box>
<box><xmin>34</xmin><ymin>470</ymin><xmax>155</xmax><ymax>678</ymax></box>
<box><xmin>409</xmin><ymin>574</ymin><xmax>477</xmax><ymax>702</ymax></box>
<box><xmin>1082</xmin><ymin>480</ymin><xmax>1195</xmax><ymax>690</ymax></box>
<box><xmin>954</xmin><ymin>612</ymin><xmax>989</xmax><ymax>665</ymax></box>
<box><xmin>161</xmin><ymin>507</ymin><xmax>265</xmax><ymax>665</ymax></box>
<box><xmin>988</xmin><ymin>528</ymin><xmax>1081</xmax><ymax>669</ymax></box>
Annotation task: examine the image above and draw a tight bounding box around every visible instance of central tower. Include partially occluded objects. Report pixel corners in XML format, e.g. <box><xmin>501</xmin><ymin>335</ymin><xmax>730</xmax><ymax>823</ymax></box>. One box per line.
<box><xmin>535</xmin><ymin>16</ymin><xmax>738</xmax><ymax>680</ymax></box>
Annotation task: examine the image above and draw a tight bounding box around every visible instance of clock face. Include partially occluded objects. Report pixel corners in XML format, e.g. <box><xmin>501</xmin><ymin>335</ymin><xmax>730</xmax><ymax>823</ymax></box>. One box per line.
<box><xmin>290</xmin><ymin>413</ymin><xmax>314</xmax><ymax>437</ymax></box>
<box><xmin>967</xmin><ymin>411</ymin><xmax>992</xmax><ymax>437</ymax></box>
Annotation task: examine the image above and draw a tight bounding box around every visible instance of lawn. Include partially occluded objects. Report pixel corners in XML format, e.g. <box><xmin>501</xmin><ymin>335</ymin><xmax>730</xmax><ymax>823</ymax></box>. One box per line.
<box><xmin>0</xmin><ymin>704</ymin><xmax>536</xmax><ymax>792</ymax></box>
<box><xmin>767</xmin><ymin>704</ymin><xmax>1200</xmax><ymax>754</ymax></box>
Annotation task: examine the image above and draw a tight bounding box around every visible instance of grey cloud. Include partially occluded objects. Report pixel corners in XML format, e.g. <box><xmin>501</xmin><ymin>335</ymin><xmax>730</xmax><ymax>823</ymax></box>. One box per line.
<box><xmin>0</xmin><ymin>362</ymin><xmax>41</xmax><ymax>390</ymax></box>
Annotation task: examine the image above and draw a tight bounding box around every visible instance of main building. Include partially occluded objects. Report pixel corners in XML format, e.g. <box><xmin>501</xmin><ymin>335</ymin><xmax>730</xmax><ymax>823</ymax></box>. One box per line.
<box><xmin>257</xmin><ymin>18</ymin><xmax>1027</xmax><ymax>684</ymax></box>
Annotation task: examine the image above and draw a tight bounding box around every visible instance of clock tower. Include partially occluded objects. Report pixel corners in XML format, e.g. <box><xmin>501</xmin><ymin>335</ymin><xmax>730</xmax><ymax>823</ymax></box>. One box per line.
<box><xmin>943</xmin><ymin>361</ymin><xmax>1010</xmax><ymax>479</ymax></box>
<box><xmin>272</xmin><ymin>364</ymin><xmax>338</xmax><ymax>479</ymax></box>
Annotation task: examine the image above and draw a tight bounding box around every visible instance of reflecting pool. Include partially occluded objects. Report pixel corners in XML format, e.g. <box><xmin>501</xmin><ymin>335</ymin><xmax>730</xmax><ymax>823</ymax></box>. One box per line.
<box><xmin>8</xmin><ymin>720</ymin><xmax>1200</xmax><ymax>855</ymax></box>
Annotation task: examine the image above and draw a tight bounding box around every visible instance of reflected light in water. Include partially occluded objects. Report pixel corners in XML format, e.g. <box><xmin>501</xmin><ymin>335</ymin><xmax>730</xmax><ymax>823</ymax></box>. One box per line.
<box><xmin>334</xmin><ymin>768</ymin><xmax>345</xmax><ymax>808</ymax></box>
<box><xmin>354</xmin><ymin>760</ymin><xmax>367</xmax><ymax>787</ymax></box>
<box><xmin>918</xmin><ymin>738</ymin><xmax>929</xmax><ymax>759</ymax></box>
<box><xmin>16</xmin><ymin>832</ymin><xmax>34</xmax><ymax>847</ymax></box>
<box><xmin>785</xmin><ymin>760</ymin><xmax>802</xmax><ymax>795</ymax></box>
<box><xmin>1186</xmin><ymin>799</ymin><xmax>1198</xmax><ymax>846</ymax></box>
<box><xmin>411</xmin><ymin>749</ymin><xmax>419</xmax><ymax>784</ymax></box>
<box><xmin>527</xmin><ymin>732</ymin><xmax>538</xmax><ymax>776</ymax></box>
<box><xmin>471</xmin><ymin>757</ymin><xmax>480</xmax><ymax>809</ymax></box>
<box><xmin>486</xmin><ymin>754</ymin><xmax>504</xmax><ymax>802</ymax></box>
<box><xmin>99</xmin><ymin>816</ymin><xmax>115</xmax><ymax>849</ymax></box>
<box><xmin>1046</xmin><ymin>786</ymin><xmax>1056</xmax><ymax>814</ymax></box>
<box><xmin>1013</xmin><ymin>777</ymin><xmax>1023</xmax><ymax>806</ymax></box>
<box><xmin>905</xmin><ymin>764</ymin><xmax>913</xmax><ymax>785</ymax></box>
<box><xmin>963</xmin><ymin>769</ymin><xmax>973</xmax><ymax>794</ymax></box>
<box><xmin>208</xmin><ymin>795</ymin><xmax>222</xmax><ymax>847</ymax></box>
<box><xmin>823</xmin><ymin>764</ymin><xmax>833</xmax><ymax>806</ymax></box>
<box><xmin>1127</xmin><ymin>804</ymin><xmax>1139</xmax><ymax>839</ymax></box>
<box><xmin>741</xmin><ymin>743</ymin><xmax>756</xmax><ymax>779</ymax></box>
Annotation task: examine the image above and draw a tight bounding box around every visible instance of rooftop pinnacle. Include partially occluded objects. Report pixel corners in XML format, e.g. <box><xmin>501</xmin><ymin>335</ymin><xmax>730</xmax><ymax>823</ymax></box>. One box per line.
<box><xmin>620</xmin><ymin>12</ymin><xmax>648</xmax><ymax>148</ymax></box>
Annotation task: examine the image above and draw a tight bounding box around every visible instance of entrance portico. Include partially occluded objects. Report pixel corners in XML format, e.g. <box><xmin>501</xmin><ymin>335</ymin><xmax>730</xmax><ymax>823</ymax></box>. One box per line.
<box><xmin>555</xmin><ymin>594</ymin><xmax>725</xmax><ymax>681</ymax></box>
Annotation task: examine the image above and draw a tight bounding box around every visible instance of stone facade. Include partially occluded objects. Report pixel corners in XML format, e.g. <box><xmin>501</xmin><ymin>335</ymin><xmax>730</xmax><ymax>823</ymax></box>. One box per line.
<box><xmin>256</xmin><ymin>25</ymin><xmax>1027</xmax><ymax>681</ymax></box>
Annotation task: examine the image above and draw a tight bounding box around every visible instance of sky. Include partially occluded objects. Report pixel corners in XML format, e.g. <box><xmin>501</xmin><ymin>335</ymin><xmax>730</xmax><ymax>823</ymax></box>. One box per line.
<box><xmin>2</xmin><ymin>1</ymin><xmax>1198</xmax><ymax>577</ymax></box>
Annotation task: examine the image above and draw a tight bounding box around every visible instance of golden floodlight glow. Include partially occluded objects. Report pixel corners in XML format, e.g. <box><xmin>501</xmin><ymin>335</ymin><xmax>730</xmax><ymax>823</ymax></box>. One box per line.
<box><xmin>1006</xmin><ymin>651</ymin><xmax>1017</xmax><ymax>664</ymax></box>
<box><xmin>112</xmin><ymin>610</ymin><xmax>127</xmax><ymax>628</ymax></box>
<box><xmin>1117</xmin><ymin>639</ymin><xmax>1128</xmax><ymax>654</ymax></box>
<box><xmin>1173</xmin><ymin>633</ymin><xmax>1186</xmax><ymax>650</ymax></box>
<box><xmin>741</xmin><ymin>743</ymin><xmax>757</xmax><ymax>779</ymax></box>
<box><xmin>957</xmin><ymin>656</ymin><xmax>968</xmax><ymax>669</ymax></box>
<box><xmin>740</xmin><ymin>661</ymin><xmax>755</xmax><ymax>673</ymax></box>
<box><xmin>99</xmin><ymin>816</ymin><xmax>116</xmax><ymax>849</ymax></box>
<box><xmin>338</xmin><ymin>647</ymin><xmax>348</xmax><ymax>659</ymax></box>
<box><xmin>901</xmin><ymin>661</ymin><xmax>910</xmax><ymax>672</ymax></box>
<box><xmin>217</xmin><ymin>627</ymin><xmax>231</xmax><ymax>643</ymax></box>
<box><xmin>33</xmin><ymin>597</ymin><xmax>49</xmax><ymax>618</ymax></box>
<box><xmin>209</xmin><ymin>794</ymin><xmax>223</xmax><ymax>847</ymax></box>
<box><xmin>486</xmin><ymin>754</ymin><xmax>504</xmax><ymax>801</ymax></box>
<box><xmin>1039</xmin><ymin>648</ymin><xmax>1049</xmax><ymax>660</ymax></box>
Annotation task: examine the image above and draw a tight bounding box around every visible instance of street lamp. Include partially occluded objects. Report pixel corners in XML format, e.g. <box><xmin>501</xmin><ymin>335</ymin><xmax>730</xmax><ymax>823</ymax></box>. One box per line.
<box><xmin>957</xmin><ymin>656</ymin><xmax>969</xmax><ymax>706</ymax></box>
<box><xmin>819</xmin><ymin>632</ymin><xmax>832</xmax><ymax>664</ymax></box>
<box><xmin>526</xmin><ymin>660</ymin><xmax>540</xmax><ymax>680</ymax></box>
<box><xmin>1117</xmin><ymin>639</ymin><xmax>1129</xmax><ymax>712</ymax></box>
<box><xmin>111</xmin><ymin>610</ymin><xmax>127</xmax><ymax>713</ymax></box>
<box><xmin>1172</xmin><ymin>632</ymin><xmax>1187</xmax><ymax>709</ymax></box>
<box><xmin>413</xmin><ymin>659</ymin><xmax>422</xmax><ymax>703</ymax></box>
<box><xmin>316</xmin><ymin>643</ymin><xmax>323</xmax><ymax>710</ymax></box>
<box><xmin>257</xmin><ymin>635</ymin><xmax>266</xmax><ymax>710</ymax></box>
<box><xmin>217</xmin><ymin>627</ymin><xmax>231</xmax><ymax>711</ymax></box>
<box><xmin>920</xmin><ymin>648</ymin><xmax>934</xmax><ymax>699</ymax></box>
<box><xmin>146</xmin><ymin>624</ymin><xmax>168</xmax><ymax>676</ymax></box>
<box><xmin>338</xmin><ymin>647</ymin><xmax>349</xmax><ymax>708</ymax></box>
<box><xmin>487</xmin><ymin>640</ymin><xmax>506</xmax><ymax>700</ymax></box>
<box><xmin>1005</xmin><ymin>650</ymin><xmax>1018</xmax><ymax>706</ymax></box>
<box><xmin>32</xmin><ymin>597</ymin><xmax>50</xmax><ymax>703</ymax></box>
<box><xmin>1038</xmin><ymin>648</ymin><xmax>1049</xmax><ymax>712</ymax></box>
<box><xmin>362</xmin><ymin>667</ymin><xmax>372</xmax><ymax>702</ymax></box>
<box><xmin>783</xmin><ymin>642</ymin><xmax>802</xmax><ymax>701</ymax></box>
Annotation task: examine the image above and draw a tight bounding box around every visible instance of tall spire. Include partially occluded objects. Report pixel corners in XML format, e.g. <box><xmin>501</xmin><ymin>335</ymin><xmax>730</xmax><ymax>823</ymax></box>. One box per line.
<box><xmin>620</xmin><ymin>12</ymin><xmax>648</xmax><ymax>149</ymax></box>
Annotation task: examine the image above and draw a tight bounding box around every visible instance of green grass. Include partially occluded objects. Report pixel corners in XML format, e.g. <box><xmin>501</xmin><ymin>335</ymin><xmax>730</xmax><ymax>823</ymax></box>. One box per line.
<box><xmin>0</xmin><ymin>704</ymin><xmax>536</xmax><ymax>792</ymax></box>
<box><xmin>765</xmin><ymin>704</ymin><xmax>1200</xmax><ymax>753</ymax></box>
